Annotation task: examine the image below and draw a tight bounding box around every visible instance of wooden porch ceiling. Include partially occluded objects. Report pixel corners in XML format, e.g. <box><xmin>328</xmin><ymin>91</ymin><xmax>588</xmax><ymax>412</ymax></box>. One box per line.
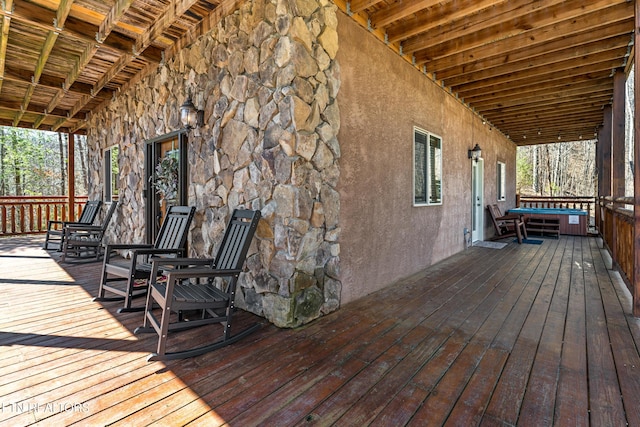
<box><xmin>0</xmin><ymin>0</ymin><xmax>635</xmax><ymax>145</ymax></box>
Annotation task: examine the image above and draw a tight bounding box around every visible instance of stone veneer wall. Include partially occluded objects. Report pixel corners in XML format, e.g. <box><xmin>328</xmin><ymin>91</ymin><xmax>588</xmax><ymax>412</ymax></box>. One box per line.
<box><xmin>86</xmin><ymin>0</ymin><xmax>342</xmax><ymax>328</ymax></box>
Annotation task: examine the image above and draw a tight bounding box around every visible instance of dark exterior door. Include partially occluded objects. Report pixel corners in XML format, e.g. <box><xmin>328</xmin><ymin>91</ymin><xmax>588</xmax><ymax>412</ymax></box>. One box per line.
<box><xmin>145</xmin><ymin>131</ymin><xmax>188</xmax><ymax>243</ymax></box>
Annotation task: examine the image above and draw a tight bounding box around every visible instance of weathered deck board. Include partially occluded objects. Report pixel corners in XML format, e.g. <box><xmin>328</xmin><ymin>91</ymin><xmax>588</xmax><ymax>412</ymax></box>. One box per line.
<box><xmin>1</xmin><ymin>235</ymin><xmax>640</xmax><ymax>425</ymax></box>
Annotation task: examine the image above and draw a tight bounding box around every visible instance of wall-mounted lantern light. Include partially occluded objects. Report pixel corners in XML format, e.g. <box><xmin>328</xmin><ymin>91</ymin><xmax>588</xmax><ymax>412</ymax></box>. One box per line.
<box><xmin>468</xmin><ymin>144</ymin><xmax>481</xmax><ymax>162</ymax></box>
<box><xmin>180</xmin><ymin>91</ymin><xmax>204</xmax><ymax>129</ymax></box>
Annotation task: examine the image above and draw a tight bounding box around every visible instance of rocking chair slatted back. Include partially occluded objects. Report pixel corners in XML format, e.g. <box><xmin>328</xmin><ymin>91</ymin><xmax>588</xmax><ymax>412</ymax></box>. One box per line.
<box><xmin>78</xmin><ymin>201</ymin><xmax>102</xmax><ymax>224</ymax></box>
<box><xmin>154</xmin><ymin>205</ymin><xmax>194</xmax><ymax>250</ymax></box>
<box><xmin>214</xmin><ymin>210</ymin><xmax>257</xmax><ymax>270</ymax></box>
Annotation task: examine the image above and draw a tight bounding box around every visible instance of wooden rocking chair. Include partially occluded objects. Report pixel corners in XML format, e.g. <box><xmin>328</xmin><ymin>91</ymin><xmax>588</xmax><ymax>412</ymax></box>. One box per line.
<box><xmin>487</xmin><ymin>204</ymin><xmax>527</xmax><ymax>244</ymax></box>
<box><xmin>61</xmin><ymin>201</ymin><xmax>118</xmax><ymax>262</ymax></box>
<box><xmin>94</xmin><ymin>205</ymin><xmax>195</xmax><ymax>313</ymax></box>
<box><xmin>134</xmin><ymin>209</ymin><xmax>261</xmax><ymax>361</ymax></box>
<box><xmin>44</xmin><ymin>200</ymin><xmax>102</xmax><ymax>250</ymax></box>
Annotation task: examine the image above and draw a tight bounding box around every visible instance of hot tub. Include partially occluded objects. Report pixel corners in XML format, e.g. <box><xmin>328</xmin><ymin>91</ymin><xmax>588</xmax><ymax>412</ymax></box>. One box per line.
<box><xmin>508</xmin><ymin>207</ymin><xmax>588</xmax><ymax>236</ymax></box>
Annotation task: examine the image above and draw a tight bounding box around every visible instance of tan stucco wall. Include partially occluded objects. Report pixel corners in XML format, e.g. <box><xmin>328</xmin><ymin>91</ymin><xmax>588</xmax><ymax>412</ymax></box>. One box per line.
<box><xmin>336</xmin><ymin>13</ymin><xmax>517</xmax><ymax>304</ymax></box>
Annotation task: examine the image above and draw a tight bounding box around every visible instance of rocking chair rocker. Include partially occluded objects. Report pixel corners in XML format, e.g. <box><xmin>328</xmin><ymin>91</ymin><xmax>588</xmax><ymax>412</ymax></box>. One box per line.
<box><xmin>135</xmin><ymin>209</ymin><xmax>261</xmax><ymax>361</ymax></box>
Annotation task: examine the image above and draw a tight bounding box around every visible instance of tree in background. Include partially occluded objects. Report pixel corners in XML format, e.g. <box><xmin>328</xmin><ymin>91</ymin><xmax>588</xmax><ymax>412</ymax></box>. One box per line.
<box><xmin>625</xmin><ymin>65</ymin><xmax>634</xmax><ymax>197</ymax></box>
<box><xmin>0</xmin><ymin>127</ymin><xmax>88</xmax><ymax>196</ymax></box>
<box><xmin>517</xmin><ymin>140</ymin><xmax>597</xmax><ymax>197</ymax></box>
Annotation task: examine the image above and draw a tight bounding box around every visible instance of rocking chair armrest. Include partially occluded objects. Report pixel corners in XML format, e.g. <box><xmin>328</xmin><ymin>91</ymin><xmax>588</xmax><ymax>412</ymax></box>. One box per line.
<box><xmin>162</xmin><ymin>267</ymin><xmax>243</xmax><ymax>281</ymax></box>
<box><xmin>65</xmin><ymin>224</ymin><xmax>102</xmax><ymax>232</ymax></box>
<box><xmin>495</xmin><ymin>214</ymin><xmax>521</xmax><ymax>221</ymax></box>
<box><xmin>64</xmin><ymin>227</ymin><xmax>102</xmax><ymax>239</ymax></box>
<box><xmin>105</xmin><ymin>243</ymin><xmax>155</xmax><ymax>251</ymax></box>
<box><xmin>62</xmin><ymin>220</ymin><xmax>89</xmax><ymax>226</ymax></box>
<box><xmin>150</xmin><ymin>257</ymin><xmax>214</xmax><ymax>267</ymax></box>
<box><xmin>131</xmin><ymin>248</ymin><xmax>185</xmax><ymax>257</ymax></box>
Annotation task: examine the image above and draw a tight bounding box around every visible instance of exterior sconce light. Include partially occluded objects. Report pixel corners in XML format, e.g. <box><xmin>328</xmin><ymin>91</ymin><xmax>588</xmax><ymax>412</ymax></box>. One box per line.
<box><xmin>468</xmin><ymin>144</ymin><xmax>481</xmax><ymax>162</ymax></box>
<box><xmin>180</xmin><ymin>91</ymin><xmax>204</xmax><ymax>129</ymax></box>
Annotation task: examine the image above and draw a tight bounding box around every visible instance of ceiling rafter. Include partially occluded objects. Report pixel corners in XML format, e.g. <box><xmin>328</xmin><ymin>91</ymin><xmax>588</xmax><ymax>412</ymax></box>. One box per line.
<box><xmin>0</xmin><ymin>3</ymin><xmax>161</xmax><ymax>62</ymax></box>
<box><xmin>97</xmin><ymin>0</ymin><xmax>135</xmax><ymax>43</ymax></box>
<box><xmin>348</xmin><ymin>0</ymin><xmax>383</xmax><ymax>15</ymax></box>
<box><xmin>432</xmin><ymin>24</ymin><xmax>633</xmax><ymax>81</ymax></box>
<box><xmin>406</xmin><ymin>0</ymin><xmax>632</xmax><ymax>58</ymax></box>
<box><xmin>134</xmin><ymin>0</ymin><xmax>200</xmax><ymax>54</ymax></box>
<box><xmin>464</xmin><ymin>76</ymin><xmax>613</xmax><ymax>106</ymax></box>
<box><xmin>0</xmin><ymin>0</ymin><xmax>633</xmax><ymax>145</ymax></box>
<box><xmin>386</xmin><ymin>0</ymin><xmax>510</xmax><ymax>44</ymax></box>
<box><xmin>63</xmin><ymin>0</ymin><xmax>199</xmax><ymax>129</ymax></box>
<box><xmin>468</xmin><ymin>79</ymin><xmax>614</xmax><ymax>110</ymax></box>
<box><xmin>401</xmin><ymin>0</ymin><xmax>570</xmax><ymax>53</ymax></box>
<box><xmin>13</xmin><ymin>0</ymin><xmax>76</xmax><ymax>127</ymax></box>
<box><xmin>42</xmin><ymin>0</ymin><xmax>133</xmax><ymax>125</ymax></box>
<box><xmin>456</xmin><ymin>58</ymin><xmax>624</xmax><ymax>98</ymax></box>
<box><xmin>0</xmin><ymin>0</ymin><xmax>13</xmax><ymax>96</ymax></box>
<box><xmin>445</xmin><ymin>45</ymin><xmax>630</xmax><ymax>89</ymax></box>
<box><xmin>369</xmin><ymin>0</ymin><xmax>441</xmax><ymax>29</ymax></box>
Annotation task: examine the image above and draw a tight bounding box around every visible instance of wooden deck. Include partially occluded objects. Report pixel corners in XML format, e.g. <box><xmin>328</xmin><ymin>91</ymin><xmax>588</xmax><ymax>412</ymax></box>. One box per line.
<box><xmin>1</xmin><ymin>235</ymin><xmax>640</xmax><ymax>426</ymax></box>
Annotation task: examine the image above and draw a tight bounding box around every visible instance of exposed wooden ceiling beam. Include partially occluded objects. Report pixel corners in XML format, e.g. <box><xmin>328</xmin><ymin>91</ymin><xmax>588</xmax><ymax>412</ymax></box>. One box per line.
<box><xmin>468</xmin><ymin>79</ymin><xmax>613</xmax><ymax>110</ymax></box>
<box><xmin>1</xmin><ymin>2</ymin><xmax>161</xmax><ymax>63</ymax></box>
<box><xmin>464</xmin><ymin>76</ymin><xmax>613</xmax><ymax>105</ymax></box>
<box><xmin>385</xmin><ymin>0</ymin><xmax>503</xmax><ymax>43</ymax></box>
<box><xmin>0</xmin><ymin>99</ymin><xmax>74</xmax><ymax>119</ymax></box>
<box><xmin>496</xmin><ymin>113</ymin><xmax>605</xmax><ymax>133</ymax></box>
<box><xmin>436</xmin><ymin>30</ymin><xmax>632</xmax><ymax>83</ymax></box>
<box><xmin>134</xmin><ymin>0</ymin><xmax>200</xmax><ymax>54</ymax></box>
<box><xmin>446</xmin><ymin>46</ymin><xmax>629</xmax><ymax>89</ymax></box>
<box><xmin>492</xmin><ymin>105</ymin><xmax>602</xmax><ymax>129</ymax></box>
<box><xmin>424</xmin><ymin>20</ymin><xmax>633</xmax><ymax>78</ymax></box>
<box><xmin>473</xmin><ymin>86</ymin><xmax>613</xmax><ymax>112</ymax></box>
<box><xmin>41</xmin><ymin>0</ymin><xmax>133</xmax><ymax>124</ymax></box>
<box><xmin>349</xmin><ymin>0</ymin><xmax>384</xmax><ymax>15</ymax></box>
<box><xmin>66</xmin><ymin>0</ymin><xmax>199</xmax><ymax>123</ymax></box>
<box><xmin>406</xmin><ymin>0</ymin><xmax>632</xmax><ymax>59</ymax></box>
<box><xmin>33</xmin><ymin>113</ymin><xmax>46</xmax><ymax>129</ymax></box>
<box><xmin>51</xmin><ymin>117</ymin><xmax>68</xmax><ymax>132</ymax></box>
<box><xmin>0</xmin><ymin>0</ymin><xmax>13</xmax><ymax>95</ymax></box>
<box><xmin>455</xmin><ymin>58</ymin><xmax>624</xmax><ymax>97</ymax></box>
<box><xmin>370</xmin><ymin>0</ymin><xmax>441</xmax><ymax>29</ymax></box>
<box><xmin>1</xmin><ymin>67</ymin><xmax>109</xmax><ymax>100</ymax></box>
<box><xmin>504</xmin><ymin>120</ymin><xmax>603</xmax><ymax>134</ymax></box>
<box><xmin>97</xmin><ymin>0</ymin><xmax>135</xmax><ymax>43</ymax></box>
<box><xmin>483</xmin><ymin>96</ymin><xmax>612</xmax><ymax>121</ymax></box>
<box><xmin>403</xmin><ymin>0</ymin><xmax>571</xmax><ymax>53</ymax></box>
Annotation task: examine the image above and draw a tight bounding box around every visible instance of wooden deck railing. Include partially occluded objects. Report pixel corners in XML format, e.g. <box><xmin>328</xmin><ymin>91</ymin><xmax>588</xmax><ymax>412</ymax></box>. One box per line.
<box><xmin>0</xmin><ymin>196</ymin><xmax>89</xmax><ymax>236</ymax></box>
<box><xmin>598</xmin><ymin>196</ymin><xmax>635</xmax><ymax>292</ymax></box>
<box><xmin>516</xmin><ymin>195</ymin><xmax>596</xmax><ymax>224</ymax></box>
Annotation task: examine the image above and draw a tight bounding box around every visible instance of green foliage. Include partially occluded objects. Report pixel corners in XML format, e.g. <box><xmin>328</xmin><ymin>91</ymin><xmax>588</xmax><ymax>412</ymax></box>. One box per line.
<box><xmin>516</xmin><ymin>150</ymin><xmax>533</xmax><ymax>192</ymax></box>
<box><xmin>150</xmin><ymin>151</ymin><xmax>179</xmax><ymax>202</ymax></box>
<box><xmin>0</xmin><ymin>126</ymin><xmax>87</xmax><ymax>196</ymax></box>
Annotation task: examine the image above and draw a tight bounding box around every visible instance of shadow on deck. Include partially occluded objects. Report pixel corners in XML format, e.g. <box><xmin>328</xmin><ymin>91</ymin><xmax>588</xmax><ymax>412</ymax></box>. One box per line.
<box><xmin>1</xmin><ymin>235</ymin><xmax>640</xmax><ymax>425</ymax></box>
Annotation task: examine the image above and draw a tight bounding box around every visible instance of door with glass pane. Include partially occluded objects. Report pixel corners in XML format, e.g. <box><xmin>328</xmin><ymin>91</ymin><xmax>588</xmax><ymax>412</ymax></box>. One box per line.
<box><xmin>145</xmin><ymin>131</ymin><xmax>187</xmax><ymax>243</ymax></box>
<box><xmin>471</xmin><ymin>158</ymin><xmax>484</xmax><ymax>242</ymax></box>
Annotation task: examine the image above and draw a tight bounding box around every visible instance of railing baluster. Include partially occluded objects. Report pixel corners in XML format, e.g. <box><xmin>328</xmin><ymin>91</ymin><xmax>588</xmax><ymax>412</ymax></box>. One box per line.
<box><xmin>0</xmin><ymin>196</ymin><xmax>89</xmax><ymax>236</ymax></box>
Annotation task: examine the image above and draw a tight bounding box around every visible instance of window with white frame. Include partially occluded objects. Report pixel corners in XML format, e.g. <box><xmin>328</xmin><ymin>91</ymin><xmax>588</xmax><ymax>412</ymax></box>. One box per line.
<box><xmin>414</xmin><ymin>128</ymin><xmax>442</xmax><ymax>206</ymax></box>
<box><xmin>497</xmin><ymin>161</ymin><xmax>506</xmax><ymax>201</ymax></box>
<box><xmin>104</xmin><ymin>146</ymin><xmax>119</xmax><ymax>202</ymax></box>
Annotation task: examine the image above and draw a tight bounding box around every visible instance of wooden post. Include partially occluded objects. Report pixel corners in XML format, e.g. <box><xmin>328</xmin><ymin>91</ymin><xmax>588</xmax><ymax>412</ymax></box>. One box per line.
<box><xmin>612</xmin><ymin>69</ymin><xmax>626</xmax><ymax>199</ymax></box>
<box><xmin>634</xmin><ymin>0</ymin><xmax>640</xmax><ymax>316</ymax></box>
<box><xmin>68</xmin><ymin>133</ymin><xmax>75</xmax><ymax>220</ymax></box>
<box><xmin>600</xmin><ymin>105</ymin><xmax>613</xmax><ymax>253</ymax></box>
<box><xmin>611</xmin><ymin>71</ymin><xmax>626</xmax><ymax>263</ymax></box>
<box><xmin>600</xmin><ymin>105</ymin><xmax>612</xmax><ymax>199</ymax></box>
